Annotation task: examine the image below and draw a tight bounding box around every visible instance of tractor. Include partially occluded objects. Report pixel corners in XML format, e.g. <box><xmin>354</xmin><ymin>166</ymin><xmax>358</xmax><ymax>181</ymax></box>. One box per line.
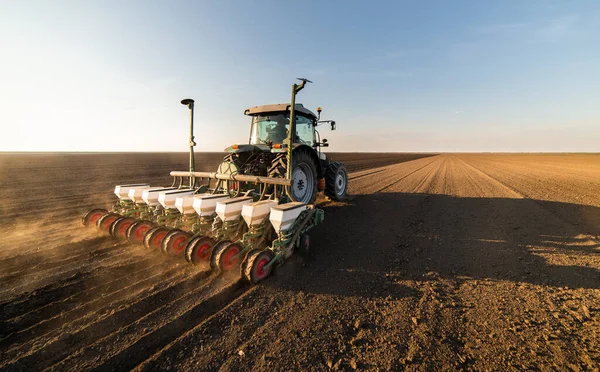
<box><xmin>216</xmin><ymin>78</ymin><xmax>348</xmax><ymax>204</ymax></box>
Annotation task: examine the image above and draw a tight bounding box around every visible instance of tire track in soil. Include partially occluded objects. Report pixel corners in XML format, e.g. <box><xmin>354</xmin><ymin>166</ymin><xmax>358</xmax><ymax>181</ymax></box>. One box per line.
<box><xmin>348</xmin><ymin>168</ymin><xmax>386</xmax><ymax>181</ymax></box>
<box><xmin>1</xmin><ymin>269</ymin><xmax>212</xmax><ymax>370</ymax></box>
<box><xmin>53</xmin><ymin>279</ymin><xmax>250</xmax><ymax>371</ymax></box>
<box><xmin>457</xmin><ymin>156</ymin><xmax>600</xmax><ymax>243</ymax></box>
<box><xmin>389</xmin><ymin>156</ymin><xmax>518</xmax><ymax>368</ymax></box>
<box><xmin>371</xmin><ymin>156</ymin><xmax>441</xmax><ymax>194</ymax></box>
<box><xmin>0</xmin><ymin>255</ymin><xmax>172</xmax><ymax>338</ymax></box>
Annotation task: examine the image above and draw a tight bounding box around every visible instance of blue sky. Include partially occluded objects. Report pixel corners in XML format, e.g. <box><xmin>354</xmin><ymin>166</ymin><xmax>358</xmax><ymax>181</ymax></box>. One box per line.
<box><xmin>1</xmin><ymin>0</ymin><xmax>599</xmax><ymax>152</ymax></box>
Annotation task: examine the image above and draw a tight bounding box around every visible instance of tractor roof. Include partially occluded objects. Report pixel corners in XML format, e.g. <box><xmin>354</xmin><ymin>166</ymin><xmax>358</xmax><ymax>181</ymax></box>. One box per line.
<box><xmin>244</xmin><ymin>103</ymin><xmax>317</xmax><ymax>120</ymax></box>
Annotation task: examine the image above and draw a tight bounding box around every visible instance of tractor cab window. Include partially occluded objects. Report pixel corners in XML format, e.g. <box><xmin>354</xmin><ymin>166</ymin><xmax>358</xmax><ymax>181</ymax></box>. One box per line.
<box><xmin>250</xmin><ymin>113</ymin><xmax>314</xmax><ymax>145</ymax></box>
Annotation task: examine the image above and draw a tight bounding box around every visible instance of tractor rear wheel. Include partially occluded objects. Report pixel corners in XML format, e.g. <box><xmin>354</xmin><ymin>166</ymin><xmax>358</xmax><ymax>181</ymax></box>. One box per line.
<box><xmin>269</xmin><ymin>151</ymin><xmax>318</xmax><ymax>204</ymax></box>
<box><xmin>162</xmin><ymin>229</ymin><xmax>191</xmax><ymax>256</ymax></box>
<box><xmin>111</xmin><ymin>217</ymin><xmax>136</xmax><ymax>239</ymax></box>
<box><xmin>185</xmin><ymin>236</ymin><xmax>216</xmax><ymax>265</ymax></box>
<box><xmin>82</xmin><ymin>208</ymin><xmax>108</xmax><ymax>227</ymax></box>
<box><xmin>127</xmin><ymin>220</ymin><xmax>155</xmax><ymax>245</ymax></box>
<box><xmin>324</xmin><ymin>161</ymin><xmax>348</xmax><ymax>201</ymax></box>
<box><xmin>244</xmin><ymin>249</ymin><xmax>275</xmax><ymax>284</ymax></box>
<box><xmin>274</xmin><ymin>151</ymin><xmax>317</xmax><ymax>204</ymax></box>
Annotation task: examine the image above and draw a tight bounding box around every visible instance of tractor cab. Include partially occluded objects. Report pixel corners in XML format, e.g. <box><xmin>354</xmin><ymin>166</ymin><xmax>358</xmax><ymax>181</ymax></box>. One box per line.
<box><xmin>245</xmin><ymin>103</ymin><xmax>317</xmax><ymax>147</ymax></box>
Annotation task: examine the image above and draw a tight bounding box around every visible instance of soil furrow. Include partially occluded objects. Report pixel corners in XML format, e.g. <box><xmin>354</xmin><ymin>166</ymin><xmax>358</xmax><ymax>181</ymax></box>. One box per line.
<box><xmin>0</xmin><ymin>254</ymin><xmax>150</xmax><ymax>322</ymax></box>
<box><xmin>54</xmin><ymin>279</ymin><xmax>250</xmax><ymax>371</ymax></box>
<box><xmin>1</xmin><ymin>269</ymin><xmax>210</xmax><ymax>370</ymax></box>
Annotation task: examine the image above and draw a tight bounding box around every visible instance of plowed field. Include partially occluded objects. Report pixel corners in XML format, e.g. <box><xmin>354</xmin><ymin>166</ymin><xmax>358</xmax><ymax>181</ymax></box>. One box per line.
<box><xmin>1</xmin><ymin>153</ymin><xmax>599</xmax><ymax>371</ymax></box>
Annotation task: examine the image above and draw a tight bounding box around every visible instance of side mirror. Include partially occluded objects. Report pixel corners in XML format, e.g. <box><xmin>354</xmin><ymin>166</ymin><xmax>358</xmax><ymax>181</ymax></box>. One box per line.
<box><xmin>330</xmin><ymin>121</ymin><xmax>336</xmax><ymax>131</ymax></box>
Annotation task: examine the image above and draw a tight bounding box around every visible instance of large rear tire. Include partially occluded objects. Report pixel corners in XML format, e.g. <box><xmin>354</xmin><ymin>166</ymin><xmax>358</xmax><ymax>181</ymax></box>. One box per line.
<box><xmin>324</xmin><ymin>161</ymin><xmax>348</xmax><ymax>201</ymax></box>
<box><xmin>272</xmin><ymin>151</ymin><xmax>318</xmax><ymax>204</ymax></box>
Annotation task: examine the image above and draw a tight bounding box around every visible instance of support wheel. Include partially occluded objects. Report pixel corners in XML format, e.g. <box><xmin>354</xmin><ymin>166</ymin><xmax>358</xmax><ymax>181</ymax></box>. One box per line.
<box><xmin>110</xmin><ymin>217</ymin><xmax>136</xmax><ymax>239</ymax></box>
<box><xmin>144</xmin><ymin>226</ymin><xmax>172</xmax><ymax>250</ymax></box>
<box><xmin>210</xmin><ymin>240</ymin><xmax>232</xmax><ymax>269</ymax></box>
<box><xmin>82</xmin><ymin>208</ymin><xmax>108</xmax><ymax>227</ymax></box>
<box><xmin>162</xmin><ymin>229</ymin><xmax>192</xmax><ymax>256</ymax></box>
<box><xmin>126</xmin><ymin>220</ymin><xmax>155</xmax><ymax>245</ymax></box>
<box><xmin>185</xmin><ymin>236</ymin><xmax>216</xmax><ymax>265</ymax></box>
<box><xmin>243</xmin><ymin>249</ymin><xmax>275</xmax><ymax>284</ymax></box>
<box><xmin>96</xmin><ymin>213</ymin><xmax>120</xmax><ymax>234</ymax></box>
<box><xmin>324</xmin><ymin>161</ymin><xmax>348</xmax><ymax>201</ymax></box>
<box><xmin>214</xmin><ymin>242</ymin><xmax>243</xmax><ymax>272</ymax></box>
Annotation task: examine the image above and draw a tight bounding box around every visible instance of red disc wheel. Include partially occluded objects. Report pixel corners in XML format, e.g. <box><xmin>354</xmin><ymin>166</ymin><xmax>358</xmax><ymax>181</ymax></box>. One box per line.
<box><xmin>96</xmin><ymin>213</ymin><xmax>120</xmax><ymax>234</ymax></box>
<box><xmin>209</xmin><ymin>241</ymin><xmax>232</xmax><ymax>269</ymax></box>
<box><xmin>82</xmin><ymin>209</ymin><xmax>108</xmax><ymax>227</ymax></box>
<box><xmin>214</xmin><ymin>242</ymin><xmax>243</xmax><ymax>272</ymax></box>
<box><xmin>243</xmin><ymin>249</ymin><xmax>274</xmax><ymax>284</ymax></box>
<box><xmin>127</xmin><ymin>220</ymin><xmax>155</xmax><ymax>245</ymax></box>
<box><xmin>110</xmin><ymin>217</ymin><xmax>136</xmax><ymax>239</ymax></box>
<box><xmin>162</xmin><ymin>230</ymin><xmax>191</xmax><ymax>257</ymax></box>
<box><xmin>144</xmin><ymin>227</ymin><xmax>172</xmax><ymax>250</ymax></box>
<box><xmin>185</xmin><ymin>236</ymin><xmax>216</xmax><ymax>265</ymax></box>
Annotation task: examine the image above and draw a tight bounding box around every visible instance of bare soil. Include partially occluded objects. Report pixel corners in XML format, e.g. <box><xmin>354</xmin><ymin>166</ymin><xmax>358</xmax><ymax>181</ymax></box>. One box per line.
<box><xmin>0</xmin><ymin>153</ymin><xmax>599</xmax><ymax>371</ymax></box>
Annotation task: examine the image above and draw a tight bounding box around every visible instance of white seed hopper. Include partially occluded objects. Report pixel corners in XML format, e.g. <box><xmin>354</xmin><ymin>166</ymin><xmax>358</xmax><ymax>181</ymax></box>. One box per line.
<box><xmin>242</xmin><ymin>200</ymin><xmax>278</xmax><ymax>227</ymax></box>
<box><xmin>114</xmin><ymin>184</ymin><xmax>150</xmax><ymax>200</ymax></box>
<box><xmin>128</xmin><ymin>186</ymin><xmax>164</xmax><ymax>203</ymax></box>
<box><xmin>142</xmin><ymin>187</ymin><xmax>178</xmax><ymax>206</ymax></box>
<box><xmin>215</xmin><ymin>196</ymin><xmax>253</xmax><ymax>222</ymax></box>
<box><xmin>270</xmin><ymin>202</ymin><xmax>307</xmax><ymax>232</ymax></box>
<box><xmin>192</xmin><ymin>194</ymin><xmax>231</xmax><ymax>217</ymax></box>
<box><xmin>158</xmin><ymin>189</ymin><xmax>196</xmax><ymax>209</ymax></box>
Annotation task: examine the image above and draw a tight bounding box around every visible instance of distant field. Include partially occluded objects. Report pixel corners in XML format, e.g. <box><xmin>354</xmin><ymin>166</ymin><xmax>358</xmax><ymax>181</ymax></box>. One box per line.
<box><xmin>1</xmin><ymin>153</ymin><xmax>599</xmax><ymax>370</ymax></box>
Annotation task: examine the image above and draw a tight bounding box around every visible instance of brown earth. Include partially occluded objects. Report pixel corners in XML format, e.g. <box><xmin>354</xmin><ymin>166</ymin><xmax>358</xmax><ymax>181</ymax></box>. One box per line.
<box><xmin>0</xmin><ymin>153</ymin><xmax>599</xmax><ymax>371</ymax></box>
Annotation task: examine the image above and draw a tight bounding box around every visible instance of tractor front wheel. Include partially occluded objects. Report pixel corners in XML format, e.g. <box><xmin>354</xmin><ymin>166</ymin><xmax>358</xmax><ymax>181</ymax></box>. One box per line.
<box><xmin>325</xmin><ymin>161</ymin><xmax>348</xmax><ymax>201</ymax></box>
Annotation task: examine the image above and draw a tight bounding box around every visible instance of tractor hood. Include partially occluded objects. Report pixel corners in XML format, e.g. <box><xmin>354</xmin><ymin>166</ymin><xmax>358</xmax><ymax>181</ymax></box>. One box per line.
<box><xmin>224</xmin><ymin>143</ymin><xmax>306</xmax><ymax>154</ymax></box>
<box><xmin>224</xmin><ymin>144</ymin><xmax>271</xmax><ymax>153</ymax></box>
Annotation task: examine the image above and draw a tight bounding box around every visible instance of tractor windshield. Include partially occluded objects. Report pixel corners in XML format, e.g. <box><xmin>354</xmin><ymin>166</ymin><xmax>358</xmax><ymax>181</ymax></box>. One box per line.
<box><xmin>249</xmin><ymin>113</ymin><xmax>314</xmax><ymax>145</ymax></box>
